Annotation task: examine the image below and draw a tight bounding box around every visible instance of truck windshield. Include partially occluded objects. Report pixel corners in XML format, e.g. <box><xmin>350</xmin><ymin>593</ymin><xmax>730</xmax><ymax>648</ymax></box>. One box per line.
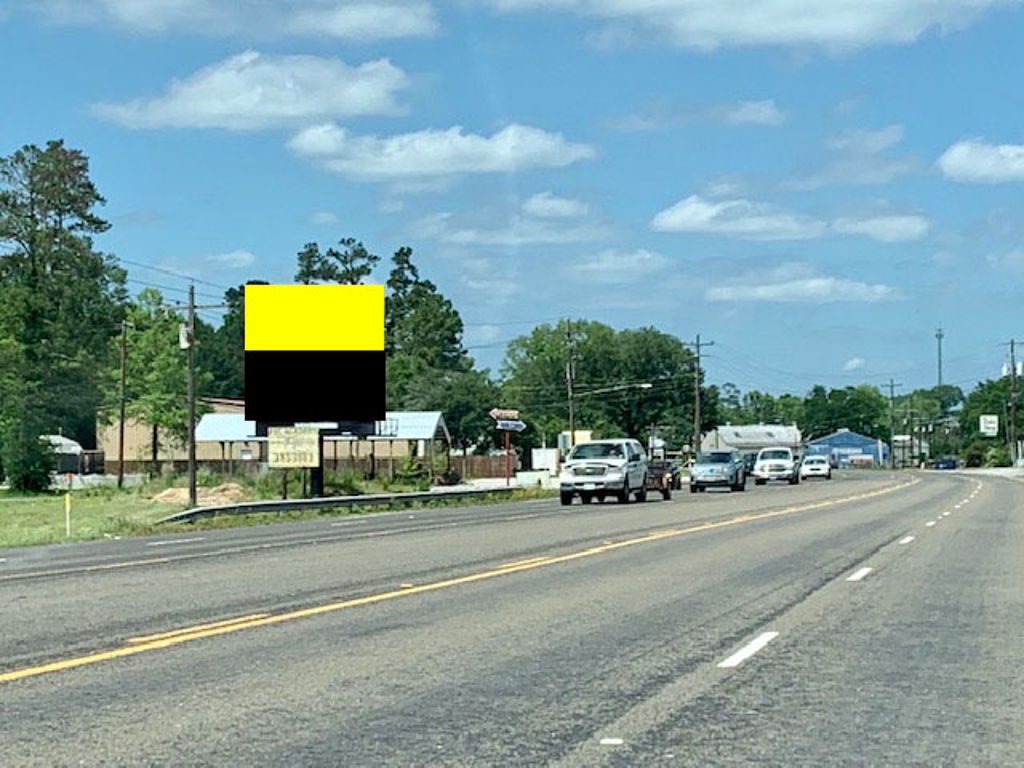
<box><xmin>698</xmin><ymin>453</ymin><xmax>732</xmax><ymax>463</ymax></box>
<box><xmin>569</xmin><ymin>443</ymin><xmax>624</xmax><ymax>460</ymax></box>
<box><xmin>760</xmin><ymin>450</ymin><xmax>790</xmax><ymax>460</ymax></box>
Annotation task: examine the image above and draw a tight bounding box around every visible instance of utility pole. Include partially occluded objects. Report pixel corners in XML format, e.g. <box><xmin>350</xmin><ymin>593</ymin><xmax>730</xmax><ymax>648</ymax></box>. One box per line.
<box><xmin>565</xmin><ymin>320</ymin><xmax>576</xmax><ymax>448</ymax></box>
<box><xmin>685</xmin><ymin>335</ymin><xmax>714</xmax><ymax>456</ymax></box>
<box><xmin>1010</xmin><ymin>339</ymin><xmax>1019</xmax><ymax>465</ymax></box>
<box><xmin>186</xmin><ymin>283</ymin><xmax>197</xmax><ymax>509</ymax></box>
<box><xmin>117</xmin><ymin>319</ymin><xmax>128</xmax><ymax>489</ymax></box>
<box><xmin>887</xmin><ymin>378</ymin><xmax>902</xmax><ymax>469</ymax></box>
<box><xmin>936</xmin><ymin>327</ymin><xmax>944</xmax><ymax>388</ymax></box>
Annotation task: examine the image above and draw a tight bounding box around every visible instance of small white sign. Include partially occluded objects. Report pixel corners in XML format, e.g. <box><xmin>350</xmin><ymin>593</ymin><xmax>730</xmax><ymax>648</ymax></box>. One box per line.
<box><xmin>980</xmin><ymin>414</ymin><xmax>999</xmax><ymax>437</ymax></box>
<box><xmin>268</xmin><ymin>426</ymin><xmax>320</xmax><ymax>468</ymax></box>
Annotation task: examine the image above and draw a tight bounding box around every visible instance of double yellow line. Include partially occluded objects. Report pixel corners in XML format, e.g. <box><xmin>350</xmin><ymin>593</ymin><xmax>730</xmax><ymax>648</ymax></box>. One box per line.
<box><xmin>0</xmin><ymin>479</ymin><xmax>915</xmax><ymax>684</ymax></box>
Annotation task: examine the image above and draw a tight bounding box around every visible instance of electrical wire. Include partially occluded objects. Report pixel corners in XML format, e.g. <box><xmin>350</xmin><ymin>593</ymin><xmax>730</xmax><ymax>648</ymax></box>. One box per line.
<box><xmin>119</xmin><ymin>257</ymin><xmax>230</xmax><ymax>290</ymax></box>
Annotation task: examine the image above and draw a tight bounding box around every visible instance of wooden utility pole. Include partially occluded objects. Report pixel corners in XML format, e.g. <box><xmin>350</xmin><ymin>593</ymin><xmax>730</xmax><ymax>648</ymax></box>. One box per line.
<box><xmin>117</xmin><ymin>320</ymin><xmax>128</xmax><ymax>489</ymax></box>
<box><xmin>888</xmin><ymin>378</ymin><xmax>902</xmax><ymax>469</ymax></box>
<box><xmin>685</xmin><ymin>335</ymin><xmax>714</xmax><ymax>456</ymax></box>
<box><xmin>186</xmin><ymin>283</ymin><xmax>197</xmax><ymax>508</ymax></box>
<box><xmin>1010</xmin><ymin>339</ymin><xmax>1019</xmax><ymax>465</ymax></box>
<box><xmin>565</xmin><ymin>320</ymin><xmax>576</xmax><ymax>447</ymax></box>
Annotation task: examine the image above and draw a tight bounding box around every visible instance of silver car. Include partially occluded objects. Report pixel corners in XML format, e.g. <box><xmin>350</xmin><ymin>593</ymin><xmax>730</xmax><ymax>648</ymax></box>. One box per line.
<box><xmin>690</xmin><ymin>450</ymin><xmax>746</xmax><ymax>493</ymax></box>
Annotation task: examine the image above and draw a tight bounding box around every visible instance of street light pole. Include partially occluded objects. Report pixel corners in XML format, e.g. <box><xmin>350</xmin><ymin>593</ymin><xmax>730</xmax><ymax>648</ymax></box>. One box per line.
<box><xmin>187</xmin><ymin>283</ymin><xmax>197</xmax><ymax>509</ymax></box>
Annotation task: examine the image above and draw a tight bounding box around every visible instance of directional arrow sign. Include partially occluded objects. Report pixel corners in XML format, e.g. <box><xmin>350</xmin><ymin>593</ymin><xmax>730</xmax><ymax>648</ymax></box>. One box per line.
<box><xmin>489</xmin><ymin>408</ymin><xmax>520</xmax><ymax>421</ymax></box>
<box><xmin>496</xmin><ymin>419</ymin><xmax>527</xmax><ymax>432</ymax></box>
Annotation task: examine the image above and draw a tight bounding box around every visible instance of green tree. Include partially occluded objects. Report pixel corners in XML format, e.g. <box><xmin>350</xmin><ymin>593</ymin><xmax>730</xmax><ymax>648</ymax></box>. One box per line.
<box><xmin>414</xmin><ymin>369</ymin><xmax>499</xmax><ymax>455</ymax></box>
<box><xmin>295</xmin><ymin>238</ymin><xmax>379</xmax><ymax>284</ymax></box>
<box><xmin>0</xmin><ymin>140</ymin><xmax>125</xmax><ymax>488</ymax></box>
<box><xmin>384</xmin><ymin>247</ymin><xmax>467</xmax><ymax>370</ymax></box>
<box><xmin>102</xmin><ymin>289</ymin><xmax>211</xmax><ymax>472</ymax></box>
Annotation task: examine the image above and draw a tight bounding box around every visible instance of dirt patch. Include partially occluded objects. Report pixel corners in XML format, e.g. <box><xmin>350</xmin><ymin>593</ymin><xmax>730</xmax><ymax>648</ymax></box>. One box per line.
<box><xmin>152</xmin><ymin>483</ymin><xmax>248</xmax><ymax>506</ymax></box>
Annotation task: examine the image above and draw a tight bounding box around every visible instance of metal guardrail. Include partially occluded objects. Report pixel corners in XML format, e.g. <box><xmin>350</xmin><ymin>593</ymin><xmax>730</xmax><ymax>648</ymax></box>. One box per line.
<box><xmin>156</xmin><ymin>486</ymin><xmax>520</xmax><ymax>525</ymax></box>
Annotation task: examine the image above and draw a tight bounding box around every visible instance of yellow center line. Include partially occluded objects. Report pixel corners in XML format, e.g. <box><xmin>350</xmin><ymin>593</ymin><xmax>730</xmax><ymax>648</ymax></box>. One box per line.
<box><xmin>126</xmin><ymin>614</ymin><xmax>272</xmax><ymax>644</ymax></box>
<box><xmin>0</xmin><ymin>479</ymin><xmax>916</xmax><ymax>685</ymax></box>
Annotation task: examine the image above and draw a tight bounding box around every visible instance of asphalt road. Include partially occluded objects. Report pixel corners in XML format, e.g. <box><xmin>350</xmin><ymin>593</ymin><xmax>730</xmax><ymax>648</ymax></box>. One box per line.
<box><xmin>2</xmin><ymin>470</ymin><xmax>1021</xmax><ymax>766</ymax></box>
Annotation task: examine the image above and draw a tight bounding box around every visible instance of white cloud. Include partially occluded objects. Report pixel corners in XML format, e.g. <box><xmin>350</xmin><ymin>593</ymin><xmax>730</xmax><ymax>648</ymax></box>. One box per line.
<box><xmin>411</xmin><ymin>211</ymin><xmax>609</xmax><ymax>245</ymax></box>
<box><xmin>651</xmin><ymin>194</ymin><xmax>827</xmax><ymax>241</ymax></box>
<box><xmin>783</xmin><ymin>124</ymin><xmax>915</xmax><ymax>190</ymax></box>
<box><xmin>482</xmin><ymin>0</ymin><xmax>1016</xmax><ymax>50</ymax></box>
<box><xmin>722</xmin><ymin>100</ymin><xmax>786</xmax><ymax>126</ymax></box>
<box><xmin>571</xmin><ymin>248</ymin><xmax>670</xmax><ymax>284</ymax></box>
<box><xmin>522</xmin><ymin>191</ymin><xmax>589</xmax><ymax>218</ymax></box>
<box><xmin>207</xmin><ymin>249</ymin><xmax>255</xmax><ymax>268</ymax></box>
<box><xmin>289</xmin><ymin>123</ymin><xmax>596</xmax><ymax>180</ymax></box>
<box><xmin>843</xmin><ymin>356</ymin><xmax>866</xmax><ymax>371</ymax></box>
<box><xmin>462</xmin><ymin>277</ymin><xmax>521</xmax><ymax>303</ymax></box>
<box><xmin>286</xmin><ymin>2</ymin><xmax>438</xmax><ymax>39</ymax></box>
<box><xmin>707</xmin><ymin>277</ymin><xmax>898</xmax><ymax>304</ymax></box>
<box><xmin>93</xmin><ymin>51</ymin><xmax>408</xmax><ymax>130</ymax></box>
<box><xmin>308</xmin><ymin>211</ymin><xmax>338</xmax><ymax>225</ymax></box>
<box><xmin>706</xmin><ymin>263</ymin><xmax>900</xmax><ymax>304</ymax></box>
<box><xmin>827</xmin><ymin>125</ymin><xmax>904</xmax><ymax>154</ymax></box>
<box><xmin>938</xmin><ymin>139</ymin><xmax>1024</xmax><ymax>183</ymax></box>
<box><xmin>33</xmin><ymin>0</ymin><xmax>438</xmax><ymax>40</ymax></box>
<box><xmin>609</xmin><ymin>99</ymin><xmax>785</xmax><ymax>131</ymax></box>
<box><xmin>986</xmin><ymin>248</ymin><xmax>1024</xmax><ymax>271</ymax></box>
<box><xmin>833</xmin><ymin>214</ymin><xmax>931</xmax><ymax>242</ymax></box>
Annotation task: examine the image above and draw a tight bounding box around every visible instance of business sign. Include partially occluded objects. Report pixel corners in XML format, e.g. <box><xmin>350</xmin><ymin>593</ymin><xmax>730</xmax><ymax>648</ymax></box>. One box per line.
<box><xmin>489</xmin><ymin>408</ymin><xmax>520</xmax><ymax>421</ymax></box>
<box><xmin>980</xmin><ymin>414</ymin><xmax>999</xmax><ymax>437</ymax></box>
<box><xmin>244</xmin><ymin>284</ymin><xmax>385</xmax><ymax>423</ymax></box>
<box><xmin>268</xmin><ymin>426</ymin><xmax>321</xmax><ymax>468</ymax></box>
<box><xmin>496</xmin><ymin>419</ymin><xmax>527</xmax><ymax>432</ymax></box>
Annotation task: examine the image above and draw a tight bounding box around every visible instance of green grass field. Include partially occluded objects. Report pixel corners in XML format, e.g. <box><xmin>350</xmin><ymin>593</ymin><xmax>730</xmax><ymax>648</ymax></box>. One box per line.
<box><xmin>0</xmin><ymin>479</ymin><xmax>556</xmax><ymax>548</ymax></box>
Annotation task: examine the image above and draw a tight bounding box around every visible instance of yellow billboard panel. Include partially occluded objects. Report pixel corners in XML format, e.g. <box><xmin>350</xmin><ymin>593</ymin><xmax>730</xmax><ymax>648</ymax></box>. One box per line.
<box><xmin>245</xmin><ymin>284</ymin><xmax>384</xmax><ymax>352</ymax></box>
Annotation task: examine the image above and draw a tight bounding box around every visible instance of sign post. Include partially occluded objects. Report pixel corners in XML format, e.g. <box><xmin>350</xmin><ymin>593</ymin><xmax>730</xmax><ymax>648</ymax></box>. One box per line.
<box><xmin>490</xmin><ymin>409</ymin><xmax>526</xmax><ymax>487</ymax></box>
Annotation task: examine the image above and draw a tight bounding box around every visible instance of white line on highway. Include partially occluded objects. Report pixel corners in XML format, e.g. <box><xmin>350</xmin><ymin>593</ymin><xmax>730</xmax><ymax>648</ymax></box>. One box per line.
<box><xmin>599</xmin><ymin>738</ymin><xmax>624</xmax><ymax>746</ymax></box>
<box><xmin>899</xmin><ymin>536</ymin><xmax>915</xmax><ymax>544</ymax></box>
<box><xmin>942</xmin><ymin>512</ymin><xmax>950</xmax><ymax>517</ymax></box>
<box><xmin>145</xmin><ymin>537</ymin><xmax>205</xmax><ymax>547</ymax></box>
<box><xmin>717</xmin><ymin>631</ymin><xmax>779</xmax><ymax>668</ymax></box>
<box><xmin>926</xmin><ymin>521</ymin><xmax>936</xmax><ymax>527</ymax></box>
<box><xmin>0</xmin><ymin>558</ymin><xmax>6</xmax><ymax>563</ymax></box>
<box><xmin>846</xmin><ymin>567</ymin><xmax>873</xmax><ymax>582</ymax></box>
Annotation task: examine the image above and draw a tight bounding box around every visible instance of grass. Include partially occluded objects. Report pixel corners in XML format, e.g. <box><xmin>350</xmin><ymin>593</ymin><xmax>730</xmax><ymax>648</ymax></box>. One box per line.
<box><xmin>0</xmin><ymin>480</ymin><xmax>557</xmax><ymax>549</ymax></box>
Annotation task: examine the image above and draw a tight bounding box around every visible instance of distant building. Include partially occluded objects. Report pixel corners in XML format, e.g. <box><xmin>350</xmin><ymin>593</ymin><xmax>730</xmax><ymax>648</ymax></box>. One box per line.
<box><xmin>805</xmin><ymin>428</ymin><xmax>889</xmax><ymax>466</ymax></box>
<box><xmin>701</xmin><ymin>424</ymin><xmax>802</xmax><ymax>456</ymax></box>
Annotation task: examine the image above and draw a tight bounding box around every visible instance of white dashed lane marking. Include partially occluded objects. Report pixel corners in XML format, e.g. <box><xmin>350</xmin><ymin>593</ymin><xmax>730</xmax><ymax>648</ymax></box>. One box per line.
<box><xmin>900</xmin><ymin>536</ymin><xmax>915</xmax><ymax>544</ymax></box>
<box><xmin>926</xmin><ymin>521</ymin><xmax>937</xmax><ymax>527</ymax></box>
<box><xmin>846</xmin><ymin>567</ymin><xmax>873</xmax><ymax>582</ymax></box>
<box><xmin>718</xmin><ymin>631</ymin><xmax>780</xmax><ymax>669</ymax></box>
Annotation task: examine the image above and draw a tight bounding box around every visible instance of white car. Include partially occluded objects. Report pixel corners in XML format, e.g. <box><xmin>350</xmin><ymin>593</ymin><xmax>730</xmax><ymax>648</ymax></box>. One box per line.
<box><xmin>799</xmin><ymin>455</ymin><xmax>832</xmax><ymax>480</ymax></box>
<box><xmin>752</xmin><ymin>446</ymin><xmax>800</xmax><ymax>485</ymax></box>
<box><xmin>559</xmin><ymin>439</ymin><xmax>648</xmax><ymax>505</ymax></box>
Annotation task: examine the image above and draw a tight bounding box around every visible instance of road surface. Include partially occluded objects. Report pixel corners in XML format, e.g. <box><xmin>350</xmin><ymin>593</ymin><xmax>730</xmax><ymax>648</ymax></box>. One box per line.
<box><xmin>2</xmin><ymin>470</ymin><xmax>1021</xmax><ymax>765</ymax></box>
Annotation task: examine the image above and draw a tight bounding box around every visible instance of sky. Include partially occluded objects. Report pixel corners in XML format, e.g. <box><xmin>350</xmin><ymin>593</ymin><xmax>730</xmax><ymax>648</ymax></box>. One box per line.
<box><xmin>3</xmin><ymin>0</ymin><xmax>1024</xmax><ymax>396</ymax></box>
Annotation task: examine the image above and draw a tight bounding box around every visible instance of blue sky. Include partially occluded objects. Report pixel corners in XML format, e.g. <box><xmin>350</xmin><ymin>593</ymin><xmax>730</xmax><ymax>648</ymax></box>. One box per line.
<box><xmin>3</xmin><ymin>1</ymin><xmax>1024</xmax><ymax>395</ymax></box>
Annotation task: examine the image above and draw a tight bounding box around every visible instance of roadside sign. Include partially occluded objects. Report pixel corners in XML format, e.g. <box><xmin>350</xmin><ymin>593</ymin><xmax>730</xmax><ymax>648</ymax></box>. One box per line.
<box><xmin>268</xmin><ymin>426</ymin><xmax>321</xmax><ymax>468</ymax></box>
<box><xmin>980</xmin><ymin>414</ymin><xmax>999</xmax><ymax>437</ymax></box>
<box><xmin>496</xmin><ymin>419</ymin><xmax>527</xmax><ymax>432</ymax></box>
<box><xmin>489</xmin><ymin>408</ymin><xmax>520</xmax><ymax>421</ymax></box>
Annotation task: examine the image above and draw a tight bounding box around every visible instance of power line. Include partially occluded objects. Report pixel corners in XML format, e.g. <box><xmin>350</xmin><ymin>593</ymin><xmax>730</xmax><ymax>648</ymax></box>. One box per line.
<box><xmin>118</xmin><ymin>257</ymin><xmax>230</xmax><ymax>290</ymax></box>
<box><xmin>125</xmin><ymin>278</ymin><xmax>222</xmax><ymax>302</ymax></box>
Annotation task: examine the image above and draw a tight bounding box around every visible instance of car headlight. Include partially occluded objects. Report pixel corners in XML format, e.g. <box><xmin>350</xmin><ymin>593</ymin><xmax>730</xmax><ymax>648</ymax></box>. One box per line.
<box><xmin>606</xmin><ymin>469</ymin><xmax>623</xmax><ymax>479</ymax></box>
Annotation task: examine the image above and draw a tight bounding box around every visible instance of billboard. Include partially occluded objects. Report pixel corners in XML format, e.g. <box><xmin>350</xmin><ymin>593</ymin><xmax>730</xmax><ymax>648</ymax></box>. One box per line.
<box><xmin>268</xmin><ymin>426</ymin><xmax>321</xmax><ymax>468</ymax></box>
<box><xmin>980</xmin><ymin>414</ymin><xmax>999</xmax><ymax>437</ymax></box>
<box><xmin>243</xmin><ymin>284</ymin><xmax>385</xmax><ymax>423</ymax></box>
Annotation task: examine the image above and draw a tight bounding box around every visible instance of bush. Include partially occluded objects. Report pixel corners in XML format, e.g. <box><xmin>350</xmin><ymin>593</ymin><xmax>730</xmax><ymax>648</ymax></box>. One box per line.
<box><xmin>438</xmin><ymin>468</ymin><xmax>462</xmax><ymax>486</ymax></box>
<box><xmin>394</xmin><ymin>455</ymin><xmax>428</xmax><ymax>485</ymax></box>
<box><xmin>1</xmin><ymin>421</ymin><xmax>53</xmax><ymax>492</ymax></box>
<box><xmin>325</xmin><ymin>469</ymin><xmax>362</xmax><ymax>496</ymax></box>
<box><xmin>962</xmin><ymin>441</ymin><xmax>986</xmax><ymax>468</ymax></box>
<box><xmin>986</xmin><ymin>444</ymin><xmax>1012</xmax><ymax>467</ymax></box>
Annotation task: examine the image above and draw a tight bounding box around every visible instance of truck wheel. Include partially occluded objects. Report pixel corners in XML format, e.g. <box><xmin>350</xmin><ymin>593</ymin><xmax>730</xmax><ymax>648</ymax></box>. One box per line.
<box><xmin>635</xmin><ymin>478</ymin><xmax>648</xmax><ymax>502</ymax></box>
<box><xmin>560</xmin><ymin>492</ymin><xmax>573</xmax><ymax>506</ymax></box>
<box><xmin>661</xmin><ymin>487</ymin><xmax>672</xmax><ymax>501</ymax></box>
<box><xmin>617</xmin><ymin>478</ymin><xmax>631</xmax><ymax>504</ymax></box>
<box><xmin>755</xmin><ymin>479</ymin><xmax>766</xmax><ymax>486</ymax></box>
<box><xmin>689</xmin><ymin>485</ymin><xmax>698</xmax><ymax>494</ymax></box>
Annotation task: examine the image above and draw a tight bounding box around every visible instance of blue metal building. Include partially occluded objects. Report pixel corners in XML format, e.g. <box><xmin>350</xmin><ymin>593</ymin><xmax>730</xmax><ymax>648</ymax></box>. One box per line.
<box><xmin>805</xmin><ymin>428</ymin><xmax>888</xmax><ymax>466</ymax></box>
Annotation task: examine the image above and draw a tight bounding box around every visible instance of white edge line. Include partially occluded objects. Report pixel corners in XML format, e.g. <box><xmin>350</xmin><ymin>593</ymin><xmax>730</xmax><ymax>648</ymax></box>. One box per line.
<box><xmin>846</xmin><ymin>566</ymin><xmax>873</xmax><ymax>582</ymax></box>
<box><xmin>899</xmin><ymin>536</ymin><xmax>915</xmax><ymax>544</ymax></box>
<box><xmin>717</xmin><ymin>631</ymin><xmax>780</xmax><ymax>668</ymax></box>
<box><xmin>145</xmin><ymin>537</ymin><xmax>205</xmax><ymax>547</ymax></box>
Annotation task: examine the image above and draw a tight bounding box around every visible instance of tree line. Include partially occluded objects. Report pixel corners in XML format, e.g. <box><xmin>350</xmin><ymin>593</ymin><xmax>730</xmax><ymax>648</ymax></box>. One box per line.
<box><xmin>2</xmin><ymin>140</ymin><xmax>1019</xmax><ymax>488</ymax></box>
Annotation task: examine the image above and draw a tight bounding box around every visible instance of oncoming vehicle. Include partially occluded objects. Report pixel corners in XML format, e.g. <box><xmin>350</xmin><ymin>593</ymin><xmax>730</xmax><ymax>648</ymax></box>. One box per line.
<box><xmin>559</xmin><ymin>439</ymin><xmax>648</xmax><ymax>505</ymax></box>
<box><xmin>753</xmin><ymin>446</ymin><xmax>800</xmax><ymax>485</ymax></box>
<box><xmin>690</xmin><ymin>450</ymin><xmax>746</xmax><ymax>493</ymax></box>
<box><xmin>799</xmin><ymin>455</ymin><xmax>832</xmax><ymax>480</ymax></box>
